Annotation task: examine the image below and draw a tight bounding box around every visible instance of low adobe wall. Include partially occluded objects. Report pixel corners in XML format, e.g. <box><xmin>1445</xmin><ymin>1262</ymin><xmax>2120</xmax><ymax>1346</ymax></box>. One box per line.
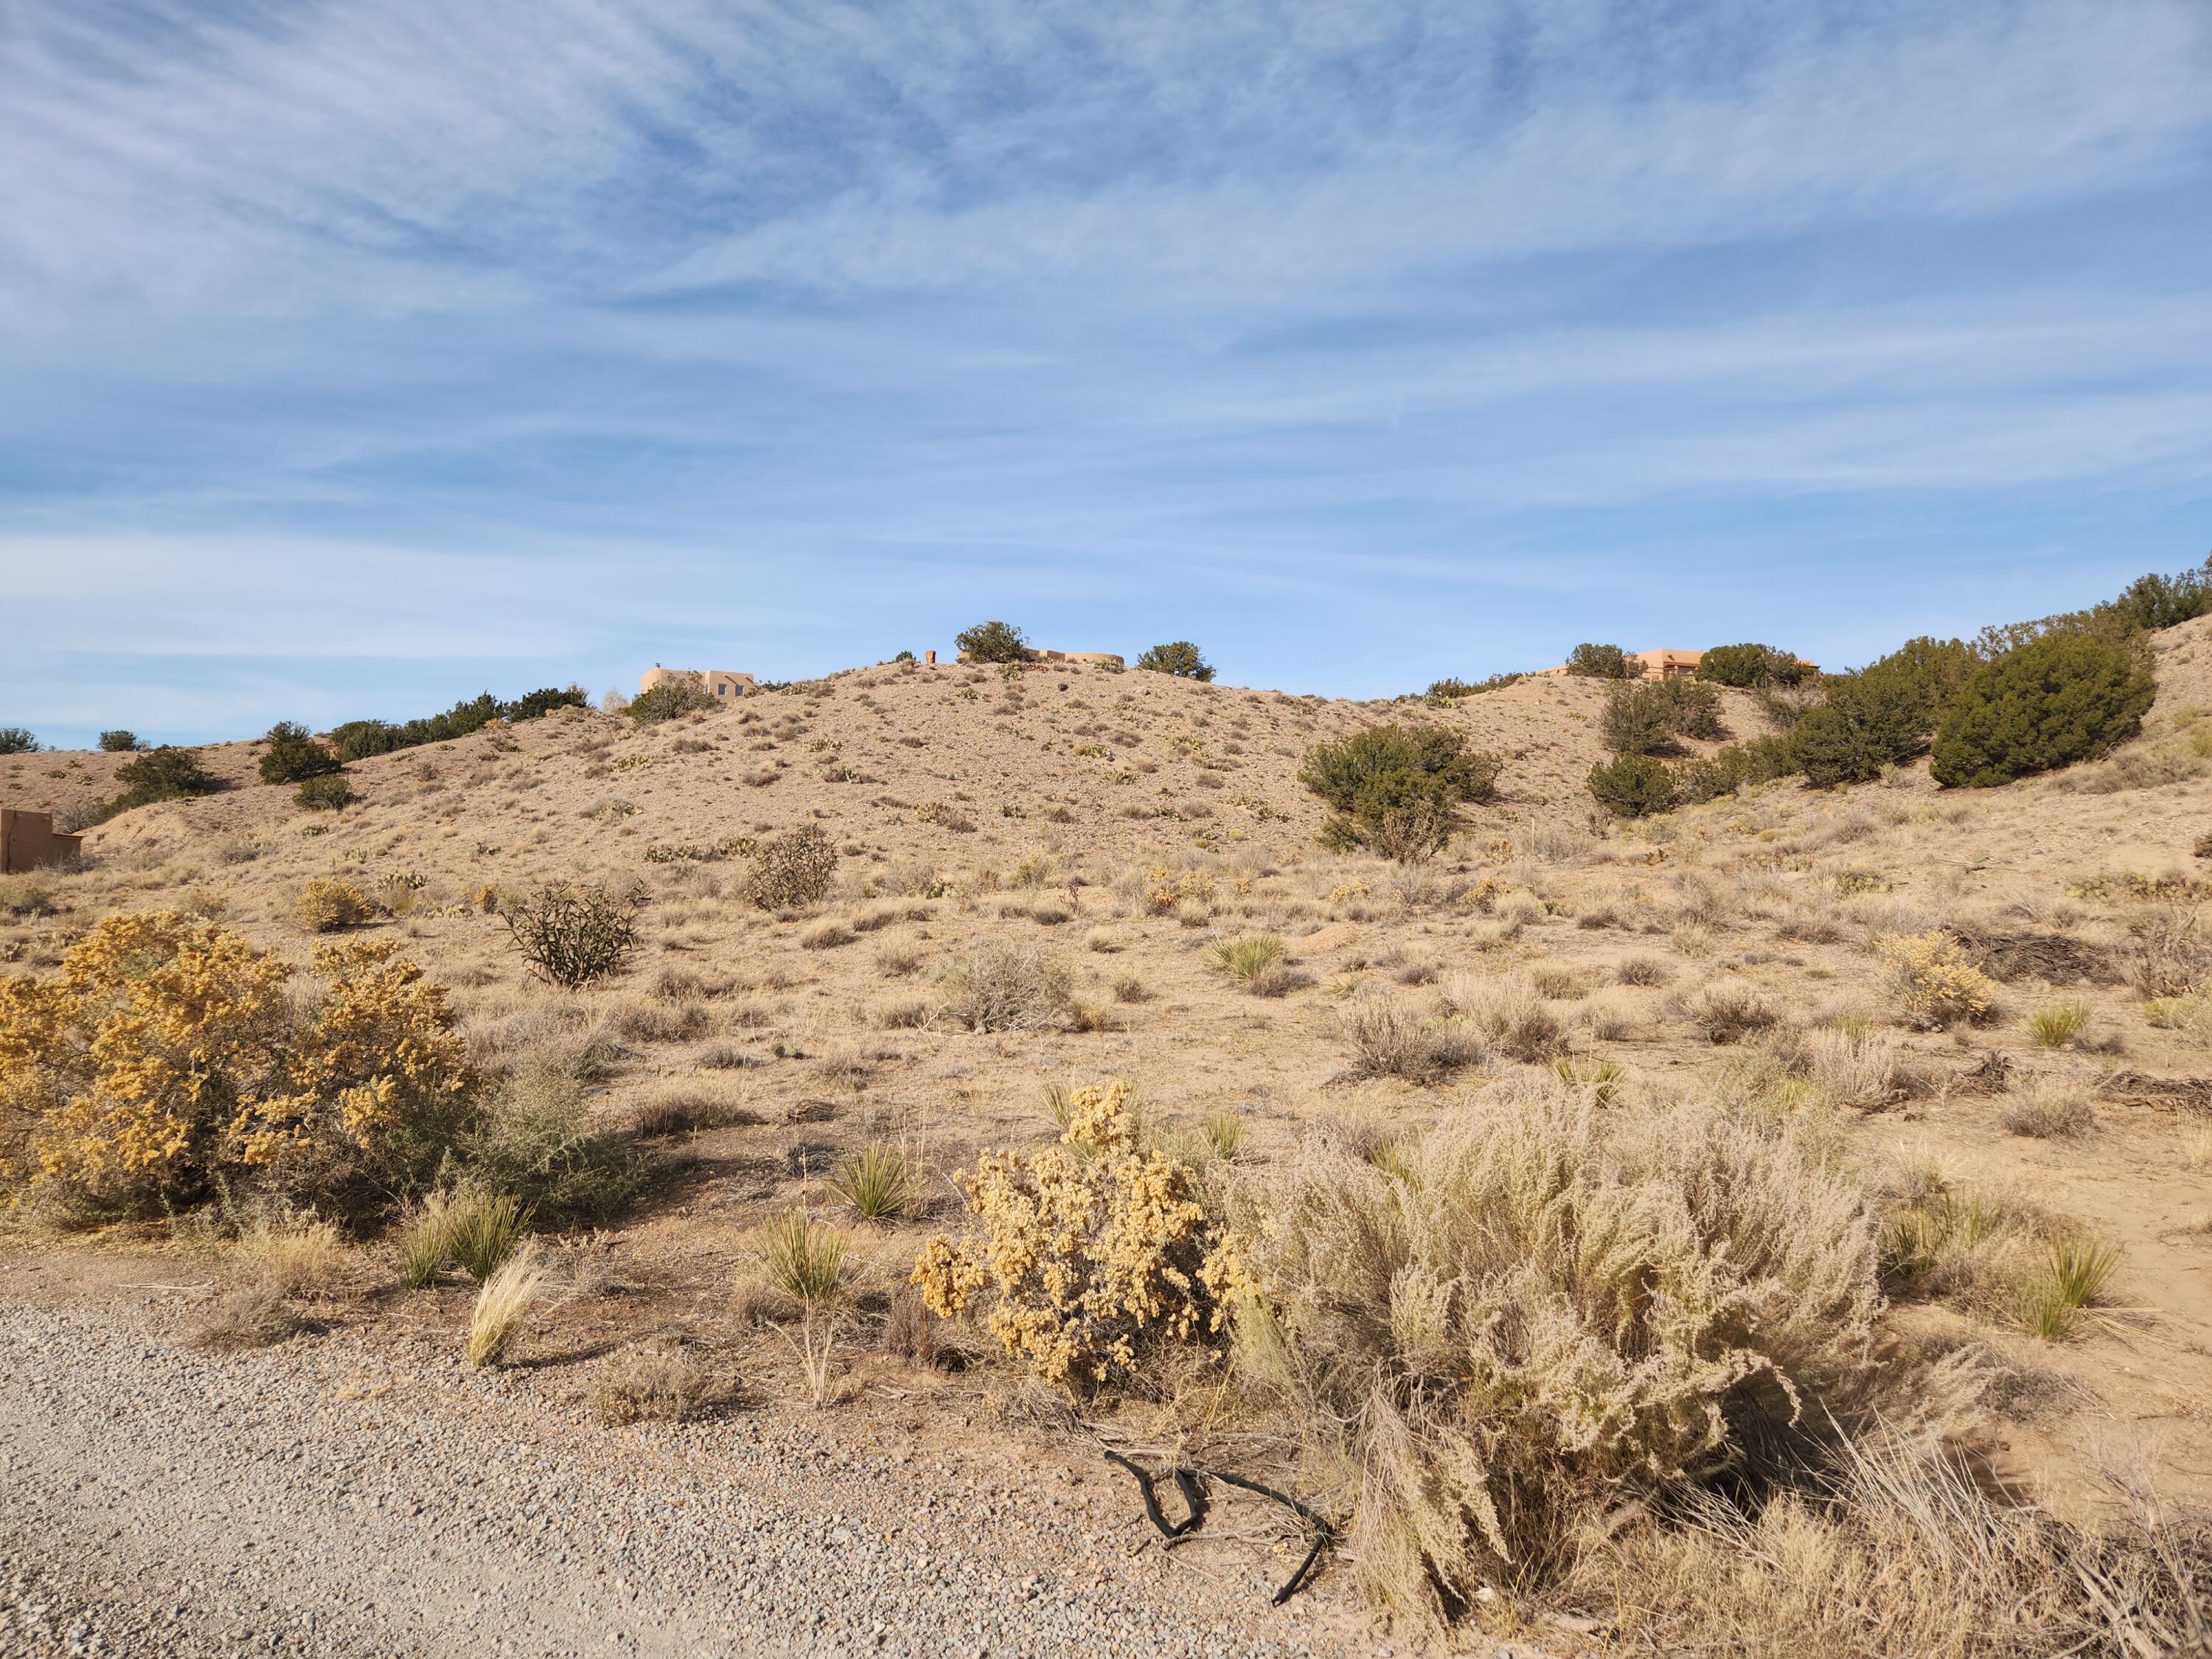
<box><xmin>1</xmin><ymin>809</ymin><xmax>83</xmax><ymax>874</ymax></box>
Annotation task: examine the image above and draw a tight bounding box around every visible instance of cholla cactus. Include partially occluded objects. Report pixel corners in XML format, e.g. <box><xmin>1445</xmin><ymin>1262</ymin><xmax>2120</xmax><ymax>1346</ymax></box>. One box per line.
<box><xmin>911</xmin><ymin>1081</ymin><xmax>1250</xmax><ymax>1389</ymax></box>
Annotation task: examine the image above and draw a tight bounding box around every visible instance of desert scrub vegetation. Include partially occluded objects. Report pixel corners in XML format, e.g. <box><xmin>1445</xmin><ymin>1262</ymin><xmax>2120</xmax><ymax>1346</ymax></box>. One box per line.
<box><xmin>1298</xmin><ymin>723</ymin><xmax>1501</xmax><ymax>861</ymax></box>
<box><xmin>1931</xmin><ymin>632</ymin><xmax>2156</xmax><ymax>789</ymax></box>
<box><xmin>1226</xmin><ymin>1077</ymin><xmax>1882</xmax><ymax>1616</ymax></box>
<box><xmin>911</xmin><ymin>1081</ymin><xmax>1248</xmax><ymax>1391</ymax></box>
<box><xmin>1599</xmin><ymin>677</ymin><xmax>1725</xmax><ymax>755</ymax></box>
<box><xmin>0</xmin><ymin>914</ymin><xmax>473</xmax><ymax>1221</ymax></box>
<box><xmin>742</xmin><ymin>824</ymin><xmax>837</xmax><ymax>910</ymax></box>
<box><xmin>627</xmin><ymin>674</ymin><xmax>718</xmax><ymax>724</ymax></box>
<box><xmin>503</xmin><ymin>880</ymin><xmax>643</xmax><ymax>988</ymax></box>
<box><xmin>464</xmin><ymin>1241</ymin><xmax>548</xmax><ymax>1366</ymax></box>
<box><xmin>936</xmin><ymin>939</ymin><xmax>1071</xmax><ymax>1032</ymax></box>
<box><xmin>1877</xmin><ymin>930</ymin><xmax>1997</xmax><ymax>1029</ymax></box>
<box><xmin>296</xmin><ymin>877</ymin><xmax>373</xmax><ymax>932</ymax></box>
<box><xmin>257</xmin><ymin>720</ymin><xmax>343</xmax><ymax>785</ymax></box>
<box><xmin>953</xmin><ymin>619</ymin><xmax>1032</xmax><ymax>664</ymax></box>
<box><xmin>1135</xmin><ymin>640</ymin><xmax>1214</xmax><ymax>681</ymax></box>
<box><xmin>828</xmin><ymin>1137</ymin><xmax>919</xmax><ymax>1222</ymax></box>
<box><xmin>1696</xmin><ymin>641</ymin><xmax>1812</xmax><ymax>688</ymax></box>
<box><xmin>590</xmin><ymin>1342</ymin><xmax>728</xmax><ymax>1425</ymax></box>
<box><xmin>1342</xmin><ymin>987</ymin><xmax>1485</xmax><ymax>1079</ymax></box>
<box><xmin>98</xmin><ymin>745</ymin><xmax>223</xmax><ymax>818</ymax></box>
<box><xmin>327</xmin><ymin>686</ymin><xmax>585</xmax><ymax>760</ymax></box>
<box><xmin>1203</xmin><ymin>932</ymin><xmax>1287</xmax><ymax>992</ymax></box>
<box><xmin>1585</xmin><ymin>751</ymin><xmax>1677</xmax><ymax>818</ymax></box>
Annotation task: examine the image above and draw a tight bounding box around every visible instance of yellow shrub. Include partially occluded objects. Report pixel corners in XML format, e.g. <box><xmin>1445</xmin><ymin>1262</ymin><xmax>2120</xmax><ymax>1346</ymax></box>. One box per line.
<box><xmin>296</xmin><ymin>878</ymin><xmax>373</xmax><ymax>933</ymax></box>
<box><xmin>1876</xmin><ymin>931</ymin><xmax>1995</xmax><ymax>1030</ymax></box>
<box><xmin>1142</xmin><ymin>866</ymin><xmax>1215</xmax><ymax>915</ymax></box>
<box><xmin>0</xmin><ymin>912</ymin><xmax>472</xmax><ymax>1214</ymax></box>
<box><xmin>911</xmin><ymin>1080</ymin><xmax>1250</xmax><ymax>1389</ymax></box>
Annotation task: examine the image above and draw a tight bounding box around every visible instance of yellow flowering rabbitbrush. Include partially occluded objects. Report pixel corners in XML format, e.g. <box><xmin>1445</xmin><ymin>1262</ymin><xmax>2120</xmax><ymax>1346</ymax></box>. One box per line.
<box><xmin>911</xmin><ymin>1080</ymin><xmax>1251</xmax><ymax>1388</ymax></box>
<box><xmin>0</xmin><ymin>911</ymin><xmax>471</xmax><ymax>1212</ymax></box>
<box><xmin>1876</xmin><ymin>930</ymin><xmax>1997</xmax><ymax>1030</ymax></box>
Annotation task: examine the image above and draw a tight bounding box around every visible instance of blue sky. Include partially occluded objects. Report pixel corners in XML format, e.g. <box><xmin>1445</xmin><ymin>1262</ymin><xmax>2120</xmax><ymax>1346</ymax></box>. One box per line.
<box><xmin>3</xmin><ymin>0</ymin><xmax>2210</xmax><ymax>747</ymax></box>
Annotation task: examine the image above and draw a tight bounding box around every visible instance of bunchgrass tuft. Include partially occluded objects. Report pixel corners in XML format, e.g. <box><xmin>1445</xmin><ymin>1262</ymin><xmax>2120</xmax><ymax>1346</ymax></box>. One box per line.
<box><xmin>2025</xmin><ymin>1000</ymin><xmax>2093</xmax><ymax>1050</ymax></box>
<box><xmin>446</xmin><ymin>1192</ymin><xmax>529</xmax><ymax>1283</ymax></box>
<box><xmin>463</xmin><ymin>1242</ymin><xmax>548</xmax><ymax>1367</ymax></box>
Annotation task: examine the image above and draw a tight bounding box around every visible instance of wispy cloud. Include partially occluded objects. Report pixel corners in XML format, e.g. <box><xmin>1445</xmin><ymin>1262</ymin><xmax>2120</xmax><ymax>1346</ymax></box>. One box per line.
<box><xmin>1</xmin><ymin>0</ymin><xmax>2209</xmax><ymax>742</ymax></box>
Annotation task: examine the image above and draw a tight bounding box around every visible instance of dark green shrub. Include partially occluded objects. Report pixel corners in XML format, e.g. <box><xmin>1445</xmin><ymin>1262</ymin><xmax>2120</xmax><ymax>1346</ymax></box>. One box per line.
<box><xmin>1672</xmin><ymin>735</ymin><xmax>1798</xmax><ymax>804</ymax></box>
<box><xmin>1298</xmin><ymin>725</ymin><xmax>1502</xmax><ymax>862</ymax></box>
<box><xmin>504</xmin><ymin>883</ymin><xmax>644</xmax><ymax>988</ymax></box>
<box><xmin>328</xmin><ymin>686</ymin><xmax>585</xmax><ymax>762</ymax></box>
<box><xmin>0</xmin><ymin>728</ymin><xmax>36</xmax><ymax>754</ymax></box>
<box><xmin>1565</xmin><ymin>643</ymin><xmax>1642</xmax><ymax>679</ymax></box>
<box><xmin>892</xmin><ymin>650</ymin><xmax>918</xmax><ymax>664</ymax></box>
<box><xmin>1600</xmin><ymin>680</ymin><xmax>1725</xmax><ymax>755</ymax></box>
<box><xmin>1696</xmin><ymin>644</ymin><xmax>1809</xmax><ymax>688</ymax></box>
<box><xmin>258</xmin><ymin>721</ymin><xmax>342</xmax><ymax>785</ymax></box>
<box><xmin>295</xmin><ymin>774</ymin><xmax>356</xmax><ymax>811</ymax></box>
<box><xmin>956</xmin><ymin>620</ymin><xmax>1033</xmax><ymax>664</ymax></box>
<box><xmin>97</xmin><ymin>730</ymin><xmax>142</xmax><ymax>752</ymax></box>
<box><xmin>327</xmin><ymin>720</ymin><xmax>399</xmax><ymax>762</ymax></box>
<box><xmin>1419</xmin><ymin>672</ymin><xmax>1523</xmax><ymax>704</ymax></box>
<box><xmin>744</xmin><ymin>824</ymin><xmax>838</xmax><ymax>909</ymax></box>
<box><xmin>456</xmin><ymin>1057</ymin><xmax>644</xmax><ymax>1225</ymax></box>
<box><xmin>1788</xmin><ymin>639</ymin><xmax>1973</xmax><ymax>787</ymax></box>
<box><xmin>1587</xmin><ymin>754</ymin><xmax>1678</xmax><ymax>818</ymax></box>
<box><xmin>101</xmin><ymin>747</ymin><xmax>223</xmax><ymax>818</ymax></box>
<box><xmin>628</xmin><ymin>677</ymin><xmax>716</xmax><ymax>725</ymax></box>
<box><xmin>1930</xmin><ymin>634</ymin><xmax>2156</xmax><ymax>788</ymax></box>
<box><xmin>1135</xmin><ymin>641</ymin><xmax>1214</xmax><ymax>681</ymax></box>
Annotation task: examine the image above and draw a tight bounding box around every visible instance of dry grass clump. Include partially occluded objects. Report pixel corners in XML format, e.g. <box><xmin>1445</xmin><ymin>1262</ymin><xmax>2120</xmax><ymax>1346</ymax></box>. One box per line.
<box><xmin>799</xmin><ymin>918</ymin><xmax>855</xmax><ymax>950</ymax></box>
<box><xmin>232</xmin><ymin>1219</ymin><xmax>350</xmax><ymax>1301</ymax></box>
<box><xmin>2002</xmin><ymin>1074</ymin><xmax>2096</xmax><ymax>1139</ymax></box>
<box><xmin>296</xmin><ymin>878</ymin><xmax>373</xmax><ymax>933</ymax></box>
<box><xmin>1342</xmin><ymin>988</ymin><xmax>1486</xmax><ymax>1079</ymax></box>
<box><xmin>1441</xmin><ymin>973</ymin><xmax>1567</xmax><ymax>1062</ymax></box>
<box><xmin>1805</xmin><ymin>1026</ymin><xmax>1903</xmax><ymax>1111</ymax></box>
<box><xmin>588</xmin><ymin>1342</ymin><xmax>729</xmax><ymax>1425</ymax></box>
<box><xmin>1591</xmin><ymin>1431</ymin><xmax>2212</xmax><ymax>1658</ymax></box>
<box><xmin>1231</xmin><ymin>1079</ymin><xmax>1880</xmax><ymax>1617</ymax></box>
<box><xmin>1877</xmin><ymin>931</ymin><xmax>1997</xmax><ymax>1029</ymax></box>
<box><xmin>912</xmin><ymin>1081</ymin><xmax>1248</xmax><ymax>1391</ymax></box>
<box><xmin>1880</xmin><ymin>1178</ymin><xmax>2118</xmax><ymax>1340</ymax></box>
<box><xmin>936</xmin><ymin>940</ymin><xmax>1072</xmax><ymax>1032</ymax></box>
<box><xmin>463</xmin><ymin>1241</ymin><xmax>548</xmax><ymax>1366</ymax></box>
<box><xmin>1615</xmin><ymin>955</ymin><xmax>1672</xmax><ymax>987</ymax></box>
<box><xmin>1691</xmin><ymin>984</ymin><xmax>1781</xmax><ymax>1045</ymax></box>
<box><xmin>184</xmin><ymin>1282</ymin><xmax>300</xmax><ymax>1352</ymax></box>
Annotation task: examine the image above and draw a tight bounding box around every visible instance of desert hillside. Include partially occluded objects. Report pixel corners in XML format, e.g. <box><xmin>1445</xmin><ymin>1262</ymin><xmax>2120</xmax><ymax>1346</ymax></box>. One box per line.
<box><xmin>5</xmin><ymin>625</ymin><xmax>2212</xmax><ymax>1652</ymax></box>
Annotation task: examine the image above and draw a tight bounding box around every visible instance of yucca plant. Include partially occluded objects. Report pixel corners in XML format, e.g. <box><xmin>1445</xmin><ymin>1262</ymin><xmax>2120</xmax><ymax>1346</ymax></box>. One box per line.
<box><xmin>829</xmin><ymin>1139</ymin><xmax>918</xmax><ymax>1222</ymax></box>
<box><xmin>757</xmin><ymin>1211</ymin><xmax>850</xmax><ymax>1306</ymax></box>
<box><xmin>447</xmin><ymin>1192</ymin><xmax>529</xmax><ymax>1283</ymax></box>
<box><xmin>1203</xmin><ymin>1111</ymin><xmax>1245</xmax><ymax>1161</ymax></box>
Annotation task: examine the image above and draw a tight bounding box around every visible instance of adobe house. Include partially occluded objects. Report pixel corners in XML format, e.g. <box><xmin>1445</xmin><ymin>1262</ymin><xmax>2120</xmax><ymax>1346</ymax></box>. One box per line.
<box><xmin>1531</xmin><ymin>647</ymin><xmax>1704</xmax><ymax>680</ymax></box>
<box><xmin>1</xmin><ymin>809</ymin><xmax>83</xmax><ymax>874</ymax></box>
<box><xmin>639</xmin><ymin>666</ymin><xmax>757</xmax><ymax>700</ymax></box>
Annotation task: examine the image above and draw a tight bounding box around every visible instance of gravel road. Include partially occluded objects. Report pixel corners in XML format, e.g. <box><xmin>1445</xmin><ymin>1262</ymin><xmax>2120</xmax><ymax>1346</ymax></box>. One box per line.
<box><xmin>0</xmin><ymin>1301</ymin><xmax>1377</xmax><ymax>1659</ymax></box>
